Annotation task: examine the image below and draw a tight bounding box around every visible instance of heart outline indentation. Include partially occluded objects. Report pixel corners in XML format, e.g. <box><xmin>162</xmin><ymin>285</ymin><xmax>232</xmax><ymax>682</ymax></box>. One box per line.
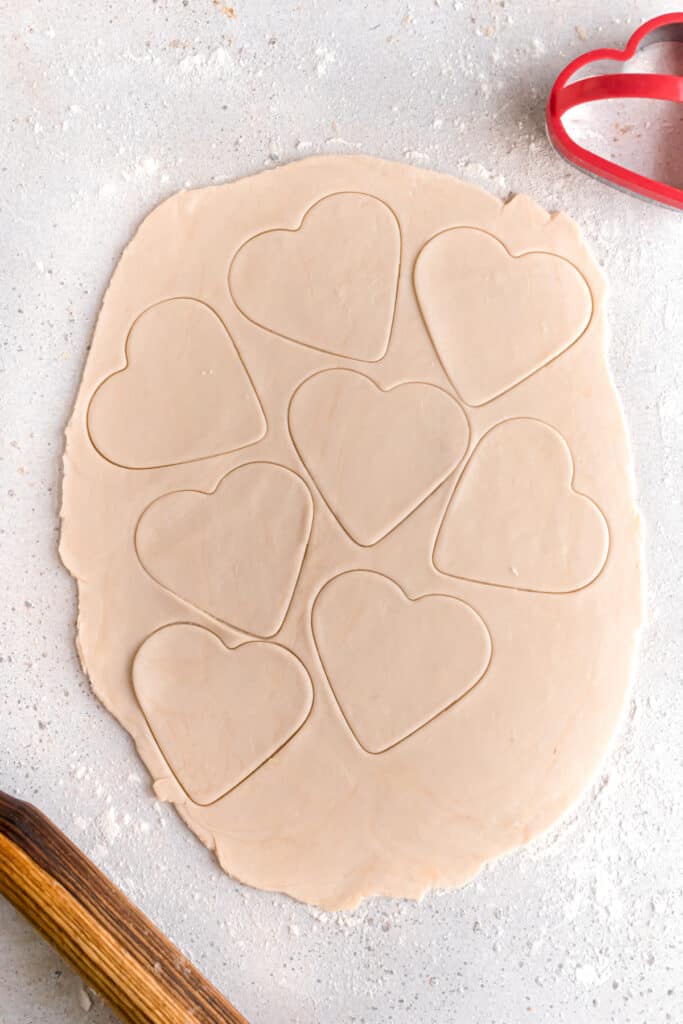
<box><xmin>135</xmin><ymin>461</ymin><xmax>314</xmax><ymax>638</ymax></box>
<box><xmin>312</xmin><ymin>569</ymin><xmax>492</xmax><ymax>754</ymax></box>
<box><xmin>228</xmin><ymin>191</ymin><xmax>402</xmax><ymax>362</ymax></box>
<box><xmin>288</xmin><ymin>368</ymin><xmax>471</xmax><ymax>547</ymax></box>
<box><xmin>432</xmin><ymin>417</ymin><xmax>611</xmax><ymax>594</ymax></box>
<box><xmin>133</xmin><ymin>621</ymin><xmax>314</xmax><ymax>805</ymax></box>
<box><xmin>414</xmin><ymin>227</ymin><xmax>594</xmax><ymax>406</ymax></box>
<box><xmin>87</xmin><ymin>297</ymin><xmax>267</xmax><ymax>470</ymax></box>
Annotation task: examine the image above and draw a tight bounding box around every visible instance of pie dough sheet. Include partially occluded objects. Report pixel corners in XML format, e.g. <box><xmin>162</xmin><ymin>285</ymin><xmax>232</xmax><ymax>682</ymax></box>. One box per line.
<box><xmin>61</xmin><ymin>155</ymin><xmax>642</xmax><ymax>910</ymax></box>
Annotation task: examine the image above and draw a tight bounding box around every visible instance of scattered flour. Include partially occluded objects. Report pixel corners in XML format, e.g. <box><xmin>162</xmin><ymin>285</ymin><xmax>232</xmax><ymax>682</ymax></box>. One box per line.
<box><xmin>315</xmin><ymin>46</ymin><xmax>336</xmax><ymax>77</ymax></box>
<box><xmin>323</xmin><ymin>137</ymin><xmax>361</xmax><ymax>149</ymax></box>
<box><xmin>178</xmin><ymin>47</ymin><xmax>232</xmax><ymax>76</ymax></box>
<box><xmin>140</xmin><ymin>157</ymin><xmax>158</xmax><ymax>176</ymax></box>
<box><xmin>77</xmin><ymin>984</ymin><xmax>92</xmax><ymax>1012</ymax></box>
<box><xmin>96</xmin><ymin>805</ymin><xmax>121</xmax><ymax>845</ymax></box>
<box><xmin>575</xmin><ymin>963</ymin><xmax>599</xmax><ymax>987</ymax></box>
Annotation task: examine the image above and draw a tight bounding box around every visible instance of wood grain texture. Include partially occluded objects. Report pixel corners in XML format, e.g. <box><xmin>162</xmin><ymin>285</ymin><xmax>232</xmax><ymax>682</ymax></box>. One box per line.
<box><xmin>0</xmin><ymin>792</ymin><xmax>249</xmax><ymax>1024</ymax></box>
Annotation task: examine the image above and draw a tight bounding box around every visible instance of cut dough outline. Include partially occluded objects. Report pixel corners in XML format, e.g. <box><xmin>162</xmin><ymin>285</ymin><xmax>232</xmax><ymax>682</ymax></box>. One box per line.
<box><xmin>287</xmin><ymin>367</ymin><xmax>472</xmax><ymax>548</ymax></box>
<box><xmin>133</xmin><ymin>620</ymin><xmax>315</xmax><ymax>806</ymax></box>
<box><xmin>86</xmin><ymin>297</ymin><xmax>268</xmax><ymax>470</ymax></box>
<box><xmin>413</xmin><ymin>226</ymin><xmax>596</xmax><ymax>407</ymax></box>
<box><xmin>431</xmin><ymin>416</ymin><xmax>612</xmax><ymax>594</ymax></box>
<box><xmin>311</xmin><ymin>568</ymin><xmax>493</xmax><ymax>754</ymax></box>
<box><xmin>134</xmin><ymin>460</ymin><xmax>315</xmax><ymax>638</ymax></box>
<box><xmin>60</xmin><ymin>156</ymin><xmax>644</xmax><ymax>909</ymax></box>
<box><xmin>227</xmin><ymin>191</ymin><xmax>403</xmax><ymax>362</ymax></box>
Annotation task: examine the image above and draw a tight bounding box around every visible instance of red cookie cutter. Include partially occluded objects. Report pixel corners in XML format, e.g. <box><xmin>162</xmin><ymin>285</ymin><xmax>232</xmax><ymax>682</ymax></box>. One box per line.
<box><xmin>546</xmin><ymin>13</ymin><xmax>683</xmax><ymax>209</ymax></box>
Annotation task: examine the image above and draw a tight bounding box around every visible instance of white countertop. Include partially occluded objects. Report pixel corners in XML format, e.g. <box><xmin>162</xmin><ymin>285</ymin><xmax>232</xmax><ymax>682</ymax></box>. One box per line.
<box><xmin>1</xmin><ymin>2</ymin><xmax>681</xmax><ymax>1022</ymax></box>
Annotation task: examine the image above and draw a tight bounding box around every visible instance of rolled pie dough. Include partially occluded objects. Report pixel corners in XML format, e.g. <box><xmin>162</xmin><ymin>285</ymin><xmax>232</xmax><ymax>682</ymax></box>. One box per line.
<box><xmin>61</xmin><ymin>156</ymin><xmax>642</xmax><ymax>909</ymax></box>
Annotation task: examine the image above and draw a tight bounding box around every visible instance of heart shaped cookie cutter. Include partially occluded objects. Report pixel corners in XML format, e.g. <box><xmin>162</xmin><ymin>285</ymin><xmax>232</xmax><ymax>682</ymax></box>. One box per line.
<box><xmin>546</xmin><ymin>13</ymin><xmax>683</xmax><ymax>209</ymax></box>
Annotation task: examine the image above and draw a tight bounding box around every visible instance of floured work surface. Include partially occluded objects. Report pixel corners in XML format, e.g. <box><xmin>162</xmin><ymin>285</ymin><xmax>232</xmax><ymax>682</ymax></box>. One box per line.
<box><xmin>61</xmin><ymin>156</ymin><xmax>642</xmax><ymax>910</ymax></box>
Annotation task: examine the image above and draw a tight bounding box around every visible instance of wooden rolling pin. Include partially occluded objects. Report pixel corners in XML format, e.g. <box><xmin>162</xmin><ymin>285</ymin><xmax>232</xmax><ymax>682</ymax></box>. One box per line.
<box><xmin>0</xmin><ymin>791</ymin><xmax>249</xmax><ymax>1024</ymax></box>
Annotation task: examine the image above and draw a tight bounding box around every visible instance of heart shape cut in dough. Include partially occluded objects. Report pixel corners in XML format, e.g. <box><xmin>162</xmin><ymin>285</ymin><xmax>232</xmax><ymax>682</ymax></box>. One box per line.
<box><xmin>228</xmin><ymin>192</ymin><xmax>401</xmax><ymax>361</ymax></box>
<box><xmin>87</xmin><ymin>298</ymin><xmax>265</xmax><ymax>469</ymax></box>
<box><xmin>414</xmin><ymin>227</ymin><xmax>593</xmax><ymax>406</ymax></box>
<box><xmin>313</xmin><ymin>571</ymin><xmax>492</xmax><ymax>754</ymax></box>
<box><xmin>133</xmin><ymin>623</ymin><xmax>313</xmax><ymax>804</ymax></box>
<box><xmin>289</xmin><ymin>369</ymin><xmax>469</xmax><ymax>546</ymax></box>
<box><xmin>433</xmin><ymin>418</ymin><xmax>609</xmax><ymax>592</ymax></box>
<box><xmin>136</xmin><ymin>462</ymin><xmax>313</xmax><ymax>637</ymax></box>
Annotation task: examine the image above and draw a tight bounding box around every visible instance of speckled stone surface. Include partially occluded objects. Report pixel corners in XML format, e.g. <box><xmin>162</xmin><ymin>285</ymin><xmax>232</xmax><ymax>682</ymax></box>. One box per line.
<box><xmin>1</xmin><ymin>2</ymin><xmax>681</xmax><ymax>1022</ymax></box>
